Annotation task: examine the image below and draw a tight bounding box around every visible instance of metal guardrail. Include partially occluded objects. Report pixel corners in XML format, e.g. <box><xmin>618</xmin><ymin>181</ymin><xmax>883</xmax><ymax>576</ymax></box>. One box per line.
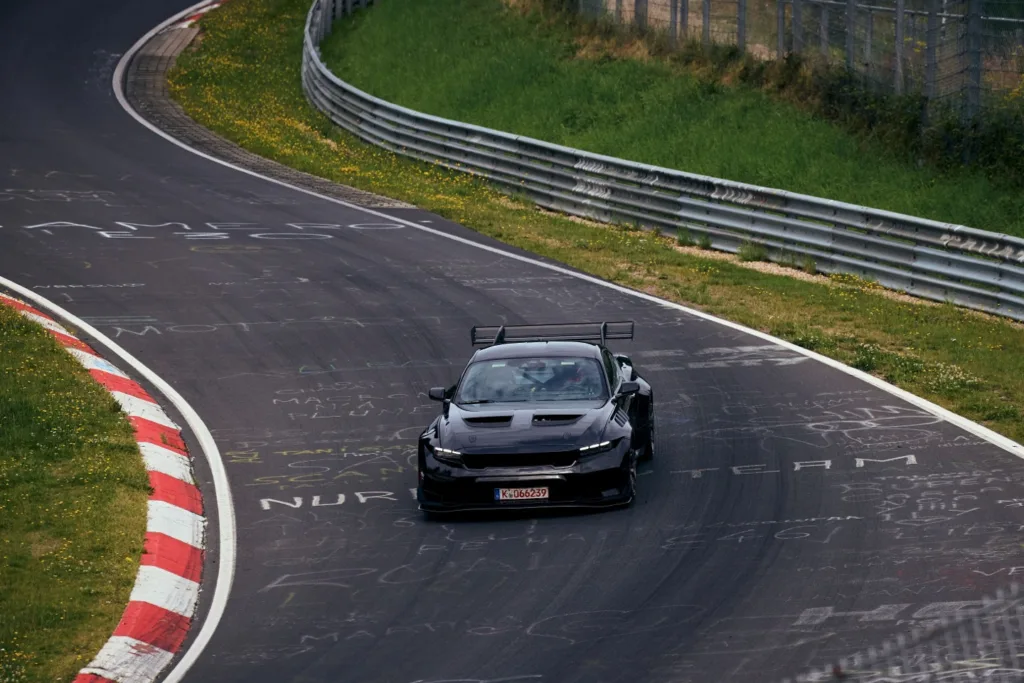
<box><xmin>300</xmin><ymin>0</ymin><xmax>1024</xmax><ymax>323</ymax></box>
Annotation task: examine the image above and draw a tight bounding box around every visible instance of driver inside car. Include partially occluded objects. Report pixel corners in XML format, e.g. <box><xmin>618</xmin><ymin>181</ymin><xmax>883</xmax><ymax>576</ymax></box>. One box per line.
<box><xmin>545</xmin><ymin>361</ymin><xmax>602</xmax><ymax>397</ymax></box>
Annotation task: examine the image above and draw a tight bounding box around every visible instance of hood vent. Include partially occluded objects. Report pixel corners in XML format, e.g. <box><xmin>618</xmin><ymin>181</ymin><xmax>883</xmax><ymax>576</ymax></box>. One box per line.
<box><xmin>464</xmin><ymin>415</ymin><xmax>513</xmax><ymax>427</ymax></box>
<box><xmin>612</xmin><ymin>409</ymin><xmax>629</xmax><ymax>426</ymax></box>
<box><xmin>532</xmin><ymin>413</ymin><xmax>584</xmax><ymax>425</ymax></box>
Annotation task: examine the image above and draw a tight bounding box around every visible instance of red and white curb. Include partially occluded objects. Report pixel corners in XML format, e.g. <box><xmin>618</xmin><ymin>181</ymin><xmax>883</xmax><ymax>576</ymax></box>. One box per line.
<box><xmin>166</xmin><ymin>0</ymin><xmax>227</xmax><ymax>30</ymax></box>
<box><xmin>0</xmin><ymin>292</ymin><xmax>205</xmax><ymax>683</ymax></box>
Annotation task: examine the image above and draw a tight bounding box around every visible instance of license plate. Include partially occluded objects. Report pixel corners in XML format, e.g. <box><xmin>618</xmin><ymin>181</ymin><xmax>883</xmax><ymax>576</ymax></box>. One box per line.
<box><xmin>494</xmin><ymin>486</ymin><xmax>549</xmax><ymax>502</ymax></box>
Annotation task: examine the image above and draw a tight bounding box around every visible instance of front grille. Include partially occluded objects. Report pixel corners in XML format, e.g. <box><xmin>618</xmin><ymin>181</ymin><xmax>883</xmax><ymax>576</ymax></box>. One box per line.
<box><xmin>463</xmin><ymin>451</ymin><xmax>577</xmax><ymax>469</ymax></box>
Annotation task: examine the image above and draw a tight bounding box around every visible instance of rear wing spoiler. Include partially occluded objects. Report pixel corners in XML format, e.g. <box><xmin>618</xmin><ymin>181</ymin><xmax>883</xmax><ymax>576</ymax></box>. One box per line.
<box><xmin>470</xmin><ymin>321</ymin><xmax>635</xmax><ymax>347</ymax></box>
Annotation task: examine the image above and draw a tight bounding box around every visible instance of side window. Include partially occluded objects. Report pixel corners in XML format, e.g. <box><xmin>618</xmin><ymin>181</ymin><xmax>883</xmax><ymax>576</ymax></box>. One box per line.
<box><xmin>602</xmin><ymin>349</ymin><xmax>619</xmax><ymax>390</ymax></box>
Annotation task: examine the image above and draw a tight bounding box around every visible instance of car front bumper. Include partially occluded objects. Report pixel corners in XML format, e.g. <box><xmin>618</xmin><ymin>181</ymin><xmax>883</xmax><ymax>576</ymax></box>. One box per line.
<box><xmin>417</xmin><ymin>446</ymin><xmax>633</xmax><ymax>512</ymax></box>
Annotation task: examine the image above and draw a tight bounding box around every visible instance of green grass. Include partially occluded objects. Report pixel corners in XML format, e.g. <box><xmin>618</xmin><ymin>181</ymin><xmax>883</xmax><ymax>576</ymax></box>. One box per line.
<box><xmin>0</xmin><ymin>304</ymin><xmax>148</xmax><ymax>683</ymax></box>
<box><xmin>168</xmin><ymin>0</ymin><xmax>1024</xmax><ymax>446</ymax></box>
<box><xmin>319</xmin><ymin>0</ymin><xmax>1024</xmax><ymax>237</ymax></box>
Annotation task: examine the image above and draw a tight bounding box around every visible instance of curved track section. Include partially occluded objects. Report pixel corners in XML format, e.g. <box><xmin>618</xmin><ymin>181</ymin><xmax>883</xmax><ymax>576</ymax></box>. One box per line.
<box><xmin>2</xmin><ymin>2</ymin><xmax>1023</xmax><ymax>682</ymax></box>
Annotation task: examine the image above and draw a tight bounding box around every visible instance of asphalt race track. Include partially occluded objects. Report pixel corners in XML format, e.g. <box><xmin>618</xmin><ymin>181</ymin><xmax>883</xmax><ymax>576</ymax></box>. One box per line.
<box><xmin>3</xmin><ymin>2</ymin><xmax>1024</xmax><ymax>682</ymax></box>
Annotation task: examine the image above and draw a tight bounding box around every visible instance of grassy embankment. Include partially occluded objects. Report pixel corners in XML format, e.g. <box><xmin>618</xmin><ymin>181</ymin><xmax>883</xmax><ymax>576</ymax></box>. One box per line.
<box><xmin>168</xmin><ymin>0</ymin><xmax>1024</xmax><ymax>442</ymax></box>
<box><xmin>325</xmin><ymin>0</ymin><xmax>1024</xmax><ymax>236</ymax></box>
<box><xmin>0</xmin><ymin>304</ymin><xmax>148</xmax><ymax>683</ymax></box>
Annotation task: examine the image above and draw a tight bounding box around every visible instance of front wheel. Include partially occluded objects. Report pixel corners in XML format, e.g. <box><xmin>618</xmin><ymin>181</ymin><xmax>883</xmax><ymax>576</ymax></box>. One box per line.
<box><xmin>640</xmin><ymin>404</ymin><xmax>655</xmax><ymax>461</ymax></box>
<box><xmin>622</xmin><ymin>452</ymin><xmax>638</xmax><ymax>505</ymax></box>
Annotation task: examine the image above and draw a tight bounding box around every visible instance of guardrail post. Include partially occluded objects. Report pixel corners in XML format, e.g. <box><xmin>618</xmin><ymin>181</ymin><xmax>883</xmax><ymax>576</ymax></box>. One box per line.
<box><xmin>702</xmin><ymin>0</ymin><xmax>710</xmax><ymax>46</ymax></box>
<box><xmin>778</xmin><ymin>0</ymin><xmax>786</xmax><ymax>57</ymax></box>
<box><xmin>793</xmin><ymin>0</ymin><xmax>804</xmax><ymax>53</ymax></box>
<box><xmin>965</xmin><ymin>0</ymin><xmax>982</xmax><ymax>121</ymax></box>
<box><xmin>925</xmin><ymin>0</ymin><xmax>939</xmax><ymax>102</ymax></box>
<box><xmin>820</xmin><ymin>3</ymin><xmax>830</xmax><ymax>56</ymax></box>
<box><xmin>894</xmin><ymin>0</ymin><xmax>905</xmax><ymax>94</ymax></box>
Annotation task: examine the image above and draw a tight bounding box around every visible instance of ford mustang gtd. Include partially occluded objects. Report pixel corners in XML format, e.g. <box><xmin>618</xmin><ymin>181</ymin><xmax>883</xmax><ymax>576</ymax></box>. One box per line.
<box><xmin>417</xmin><ymin>321</ymin><xmax>654</xmax><ymax>513</ymax></box>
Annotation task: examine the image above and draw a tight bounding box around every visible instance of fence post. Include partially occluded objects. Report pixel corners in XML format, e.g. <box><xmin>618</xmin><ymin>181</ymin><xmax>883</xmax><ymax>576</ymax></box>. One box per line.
<box><xmin>820</xmin><ymin>4</ymin><xmax>830</xmax><ymax>56</ymax></box>
<box><xmin>615</xmin><ymin>0</ymin><xmax>623</xmax><ymax>22</ymax></box>
<box><xmin>894</xmin><ymin>0</ymin><xmax>905</xmax><ymax>94</ymax></box>
<box><xmin>703</xmin><ymin>0</ymin><xmax>710</xmax><ymax>46</ymax></box>
<box><xmin>864</xmin><ymin>9</ymin><xmax>873</xmax><ymax>71</ymax></box>
<box><xmin>738</xmin><ymin>0</ymin><xmax>747</xmax><ymax>51</ymax></box>
<box><xmin>925</xmin><ymin>0</ymin><xmax>939</xmax><ymax>102</ymax></box>
<box><xmin>670</xmin><ymin>0</ymin><xmax>678</xmax><ymax>45</ymax></box>
<box><xmin>965</xmin><ymin>0</ymin><xmax>982</xmax><ymax>120</ymax></box>
<box><xmin>845</xmin><ymin>0</ymin><xmax>855</xmax><ymax>69</ymax></box>
<box><xmin>778</xmin><ymin>0</ymin><xmax>786</xmax><ymax>58</ymax></box>
<box><xmin>635</xmin><ymin>0</ymin><xmax>648</xmax><ymax>30</ymax></box>
<box><xmin>793</xmin><ymin>0</ymin><xmax>804</xmax><ymax>53</ymax></box>
<box><xmin>681</xmin><ymin>0</ymin><xmax>688</xmax><ymax>38</ymax></box>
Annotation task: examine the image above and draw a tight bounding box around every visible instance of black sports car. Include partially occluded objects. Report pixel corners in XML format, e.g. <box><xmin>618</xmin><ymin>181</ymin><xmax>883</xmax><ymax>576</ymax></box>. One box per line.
<box><xmin>417</xmin><ymin>321</ymin><xmax>654</xmax><ymax>513</ymax></box>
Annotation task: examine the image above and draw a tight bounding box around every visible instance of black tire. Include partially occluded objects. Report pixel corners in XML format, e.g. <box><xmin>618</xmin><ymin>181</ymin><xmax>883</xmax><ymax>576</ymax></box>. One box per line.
<box><xmin>640</xmin><ymin>403</ymin><xmax>655</xmax><ymax>461</ymax></box>
<box><xmin>623</xmin><ymin>453</ymin><xmax>638</xmax><ymax>505</ymax></box>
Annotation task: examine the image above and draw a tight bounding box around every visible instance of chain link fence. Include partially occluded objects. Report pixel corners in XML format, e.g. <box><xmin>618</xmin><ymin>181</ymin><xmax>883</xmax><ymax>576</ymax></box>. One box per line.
<box><xmin>576</xmin><ymin>0</ymin><xmax>1024</xmax><ymax>120</ymax></box>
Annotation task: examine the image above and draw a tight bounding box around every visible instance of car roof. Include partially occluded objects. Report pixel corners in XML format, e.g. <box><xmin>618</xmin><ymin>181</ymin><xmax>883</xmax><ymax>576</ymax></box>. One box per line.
<box><xmin>470</xmin><ymin>341</ymin><xmax>605</xmax><ymax>362</ymax></box>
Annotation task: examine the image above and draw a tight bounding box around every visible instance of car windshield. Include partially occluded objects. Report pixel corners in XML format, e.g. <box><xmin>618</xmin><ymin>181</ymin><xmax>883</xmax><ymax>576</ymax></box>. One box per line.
<box><xmin>455</xmin><ymin>356</ymin><xmax>608</xmax><ymax>404</ymax></box>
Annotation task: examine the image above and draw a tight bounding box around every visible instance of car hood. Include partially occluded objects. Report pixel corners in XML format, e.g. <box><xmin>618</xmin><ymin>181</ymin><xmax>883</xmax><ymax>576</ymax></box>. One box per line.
<box><xmin>439</xmin><ymin>400</ymin><xmax>611</xmax><ymax>453</ymax></box>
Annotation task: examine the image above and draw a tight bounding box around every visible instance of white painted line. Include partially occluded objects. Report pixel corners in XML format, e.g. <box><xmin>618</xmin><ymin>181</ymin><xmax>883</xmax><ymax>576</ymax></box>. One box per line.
<box><xmin>147</xmin><ymin>500</ymin><xmax>205</xmax><ymax>549</ymax></box>
<box><xmin>18</xmin><ymin>309</ymin><xmax>69</xmax><ymax>335</ymax></box>
<box><xmin>67</xmin><ymin>347</ymin><xmax>131</xmax><ymax>377</ymax></box>
<box><xmin>79</xmin><ymin>636</ymin><xmax>175</xmax><ymax>683</ymax></box>
<box><xmin>129</xmin><ymin>565</ymin><xmax>200</xmax><ymax>617</ymax></box>
<box><xmin>112</xmin><ymin>20</ymin><xmax>1024</xmax><ymax>463</ymax></box>
<box><xmin>112</xmin><ymin>391</ymin><xmax>181</xmax><ymax>430</ymax></box>
<box><xmin>140</xmin><ymin>442</ymin><xmax>195</xmax><ymax>484</ymax></box>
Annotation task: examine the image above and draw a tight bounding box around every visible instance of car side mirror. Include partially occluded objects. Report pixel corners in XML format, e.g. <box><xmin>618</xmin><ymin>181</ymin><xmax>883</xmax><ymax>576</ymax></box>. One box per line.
<box><xmin>428</xmin><ymin>387</ymin><xmax>447</xmax><ymax>401</ymax></box>
<box><xmin>617</xmin><ymin>381</ymin><xmax>639</xmax><ymax>396</ymax></box>
<box><xmin>615</xmin><ymin>354</ymin><xmax>632</xmax><ymax>365</ymax></box>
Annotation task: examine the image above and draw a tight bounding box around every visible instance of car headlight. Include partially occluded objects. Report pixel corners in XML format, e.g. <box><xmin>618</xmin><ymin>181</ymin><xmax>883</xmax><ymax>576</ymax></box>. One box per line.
<box><xmin>427</xmin><ymin>442</ymin><xmax>463</xmax><ymax>464</ymax></box>
<box><xmin>579</xmin><ymin>438</ymin><xmax>620</xmax><ymax>456</ymax></box>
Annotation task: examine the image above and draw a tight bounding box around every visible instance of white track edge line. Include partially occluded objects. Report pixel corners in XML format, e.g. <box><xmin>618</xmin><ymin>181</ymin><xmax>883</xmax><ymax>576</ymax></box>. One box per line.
<box><xmin>111</xmin><ymin>19</ymin><xmax>1024</xmax><ymax>461</ymax></box>
<box><xmin>0</xmin><ymin>270</ymin><xmax>233</xmax><ymax>682</ymax></box>
<box><xmin>107</xmin><ymin>3</ymin><xmax>236</xmax><ymax>682</ymax></box>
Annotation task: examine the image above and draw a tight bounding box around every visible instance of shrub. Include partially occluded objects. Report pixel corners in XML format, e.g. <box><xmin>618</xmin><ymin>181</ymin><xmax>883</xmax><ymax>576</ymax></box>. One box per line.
<box><xmin>738</xmin><ymin>240</ymin><xmax>767</xmax><ymax>262</ymax></box>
